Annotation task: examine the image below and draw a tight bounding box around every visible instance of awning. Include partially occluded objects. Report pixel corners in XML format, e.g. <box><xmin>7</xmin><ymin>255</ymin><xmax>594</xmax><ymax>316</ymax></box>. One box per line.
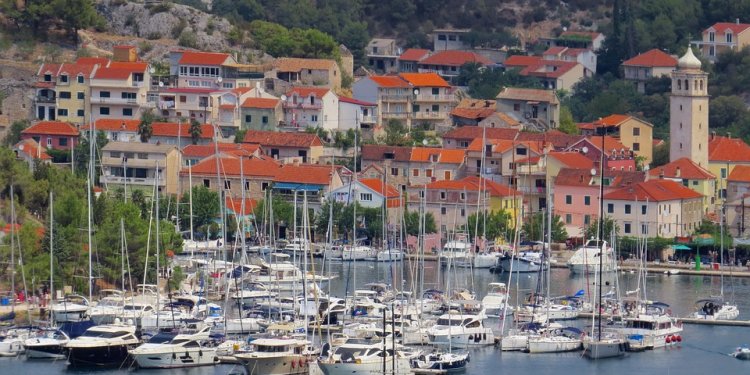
<box><xmin>672</xmin><ymin>244</ymin><xmax>692</xmax><ymax>251</ymax></box>
<box><xmin>273</xmin><ymin>182</ymin><xmax>322</xmax><ymax>192</ymax></box>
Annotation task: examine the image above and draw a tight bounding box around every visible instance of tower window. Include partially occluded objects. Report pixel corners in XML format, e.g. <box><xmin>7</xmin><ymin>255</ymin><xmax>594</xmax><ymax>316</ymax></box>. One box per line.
<box><xmin>680</xmin><ymin>123</ymin><xmax>682</xmax><ymax>129</ymax></box>
<box><xmin>700</xmin><ymin>80</ymin><xmax>703</xmax><ymax>90</ymax></box>
<box><xmin>680</xmin><ymin>143</ymin><xmax>683</xmax><ymax>149</ymax></box>
<box><xmin>678</xmin><ymin>80</ymin><xmax>681</xmax><ymax>90</ymax></box>
<box><xmin>684</xmin><ymin>79</ymin><xmax>688</xmax><ymax>90</ymax></box>
<box><xmin>680</xmin><ymin>105</ymin><xmax>683</xmax><ymax>111</ymax></box>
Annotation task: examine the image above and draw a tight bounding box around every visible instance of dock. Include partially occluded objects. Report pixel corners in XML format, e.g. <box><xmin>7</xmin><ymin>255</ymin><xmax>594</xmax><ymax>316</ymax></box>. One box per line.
<box><xmin>577</xmin><ymin>312</ymin><xmax>750</xmax><ymax>327</ymax></box>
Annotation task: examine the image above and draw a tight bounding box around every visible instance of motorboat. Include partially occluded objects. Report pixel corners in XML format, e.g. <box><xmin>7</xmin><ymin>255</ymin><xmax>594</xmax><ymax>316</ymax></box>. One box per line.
<box><xmin>427</xmin><ymin>313</ymin><xmax>495</xmax><ymax>347</ymax></box>
<box><xmin>230</xmin><ymin>282</ymin><xmax>277</xmax><ymax>306</ymax></box>
<box><xmin>23</xmin><ymin>328</ymin><xmax>70</xmax><ymax>359</ymax></box>
<box><xmin>119</xmin><ymin>302</ymin><xmax>155</xmax><ymax>326</ymax></box>
<box><xmin>129</xmin><ymin>325</ymin><xmax>218</xmax><ymax>368</ymax></box>
<box><xmin>233</xmin><ymin>337</ymin><xmax>311</xmax><ymax>375</ymax></box>
<box><xmin>342</xmin><ymin>245</ymin><xmax>378</xmax><ymax>261</ymax></box>
<box><xmin>692</xmin><ymin>299</ymin><xmax>739</xmax><ymax>320</ymax></box>
<box><xmin>51</xmin><ymin>294</ymin><xmax>90</xmax><ymax>323</ymax></box>
<box><xmin>89</xmin><ymin>290</ymin><xmax>126</xmax><ymax>325</ymax></box>
<box><xmin>283</xmin><ymin>238</ymin><xmax>309</xmax><ymax>254</ymax></box>
<box><xmin>439</xmin><ymin>237</ymin><xmax>471</xmax><ymax>267</ymax></box>
<box><xmin>376</xmin><ymin>248</ymin><xmax>404</xmax><ymax>262</ymax></box>
<box><xmin>0</xmin><ymin>327</ymin><xmax>29</xmax><ymax>356</ymax></box>
<box><xmin>254</xmin><ymin>257</ymin><xmax>332</xmax><ymax>294</ymax></box>
<box><xmin>615</xmin><ymin>301</ymin><xmax>683</xmax><ymax>350</ymax></box>
<box><xmin>500</xmin><ymin>322</ymin><xmax>551</xmax><ymax>351</ymax></box>
<box><xmin>323</xmin><ymin>245</ymin><xmax>344</xmax><ymax>259</ymax></box>
<box><xmin>732</xmin><ymin>345</ymin><xmax>750</xmax><ymax>360</ymax></box>
<box><xmin>526</xmin><ymin>327</ymin><xmax>583</xmax><ymax>353</ymax></box>
<box><xmin>498</xmin><ymin>250</ymin><xmax>546</xmax><ymax>273</ymax></box>
<box><xmin>318</xmin><ymin>337</ymin><xmax>417</xmax><ymax>375</ymax></box>
<box><xmin>481</xmin><ymin>283</ymin><xmax>512</xmax><ymax>317</ymax></box>
<box><xmin>566</xmin><ymin>239</ymin><xmax>615</xmax><ymax>274</ymax></box>
<box><xmin>65</xmin><ymin>323</ymin><xmax>140</xmax><ymax>367</ymax></box>
<box><xmin>411</xmin><ymin>350</ymin><xmax>469</xmax><ymax>373</ymax></box>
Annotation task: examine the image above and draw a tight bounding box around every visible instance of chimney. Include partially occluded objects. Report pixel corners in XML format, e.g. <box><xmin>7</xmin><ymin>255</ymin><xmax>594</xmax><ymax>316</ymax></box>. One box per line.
<box><xmin>737</xmin><ymin>18</ymin><xmax>741</xmax><ymax>25</ymax></box>
<box><xmin>727</xmin><ymin>132</ymin><xmax>732</xmax><ymax>139</ymax></box>
<box><xmin>711</xmin><ymin>131</ymin><xmax>716</xmax><ymax>140</ymax></box>
<box><xmin>675</xmin><ymin>166</ymin><xmax>681</xmax><ymax>178</ymax></box>
<box><xmin>659</xmin><ymin>169</ymin><xmax>664</xmax><ymax>179</ymax></box>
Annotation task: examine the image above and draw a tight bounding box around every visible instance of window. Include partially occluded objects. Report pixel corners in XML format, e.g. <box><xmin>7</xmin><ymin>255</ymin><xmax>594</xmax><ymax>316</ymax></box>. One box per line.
<box><xmin>60</xmin><ymin>75</ymin><xmax>68</xmax><ymax>83</ymax></box>
<box><xmin>584</xmin><ymin>196</ymin><xmax>591</xmax><ymax>206</ymax></box>
<box><xmin>100</xmin><ymin>107</ymin><xmax>110</xmax><ymax>115</ymax></box>
<box><xmin>122</xmin><ymin>108</ymin><xmax>133</xmax><ymax>116</ymax></box>
<box><xmin>633</xmin><ymin>142</ymin><xmax>640</xmax><ymax>151</ymax></box>
<box><xmin>460</xmin><ymin>192</ymin><xmax>466</xmax><ymax>200</ymax></box>
<box><xmin>100</xmin><ymin>91</ymin><xmax>110</xmax><ymax>98</ymax></box>
<box><xmin>709</xmin><ymin>31</ymin><xmax>715</xmax><ymax>42</ymax></box>
<box><xmin>59</xmin><ymin>91</ymin><xmax>71</xmax><ymax>99</ymax></box>
<box><xmin>440</xmin><ymin>191</ymin><xmax>446</xmax><ymax>200</ymax></box>
<box><xmin>110</xmin><ymin>152</ymin><xmax>121</xmax><ymax>158</ymax></box>
<box><xmin>432</xmin><ymin>88</ymin><xmax>439</xmax><ymax>95</ymax></box>
<box><xmin>565</xmin><ymin>195</ymin><xmax>572</xmax><ymax>204</ymax></box>
<box><xmin>77</xmin><ymin>92</ymin><xmax>84</xmax><ymax>100</ymax></box>
<box><xmin>57</xmin><ymin>108</ymin><xmax>68</xmax><ymax>116</ymax></box>
<box><xmin>262</xmin><ymin>116</ymin><xmax>268</xmax><ymax>124</ymax></box>
<box><xmin>460</xmin><ymin>208</ymin><xmax>465</xmax><ymax>217</ymax></box>
<box><xmin>709</xmin><ymin>46</ymin><xmax>715</xmax><ymax>56</ymax></box>
<box><xmin>311</xmin><ymin>115</ymin><xmax>318</xmax><ymax>122</ymax></box>
<box><xmin>412</xmin><ymin>104</ymin><xmax>420</xmax><ymax>113</ymax></box>
<box><xmin>121</xmin><ymin>92</ymin><xmax>136</xmax><ymax>100</ymax></box>
<box><xmin>721</xmin><ymin>168</ymin><xmax>727</xmax><ymax>178</ymax></box>
<box><xmin>441</xmin><ymin>207</ymin><xmax>447</xmax><ymax>215</ymax></box>
<box><xmin>565</xmin><ymin>214</ymin><xmax>572</xmax><ymax>224</ymax></box>
<box><xmin>245</xmin><ymin>115</ymin><xmax>251</xmax><ymax>123</ymax></box>
<box><xmin>391</xmin><ymin>168</ymin><xmax>398</xmax><ymax>176</ymax></box>
<box><xmin>516</xmin><ymin>147</ymin><xmax>527</xmax><ymax>156</ymax></box>
<box><xmin>360</xmin><ymin>193</ymin><xmax>373</xmax><ymax>201</ymax></box>
<box><xmin>59</xmin><ymin>138</ymin><xmax>68</xmax><ymax>147</ymax></box>
<box><xmin>77</xmin><ymin>75</ymin><xmax>84</xmax><ymax>84</ymax></box>
<box><xmin>203</xmin><ymin>179</ymin><xmax>210</xmax><ymax>188</ymax></box>
<box><xmin>438</xmin><ymin>34</ymin><xmax>446</xmax><ymax>41</ymax></box>
<box><xmin>584</xmin><ymin>215</ymin><xmax>591</xmax><ymax>225</ymax></box>
<box><xmin>412</xmin><ymin>169</ymin><xmax>419</xmax><ymax>177</ymax></box>
<box><xmin>44</xmin><ymin>74</ymin><xmax>52</xmax><ymax>82</ymax></box>
<box><xmin>426</xmin><ymin>169</ymin><xmax>433</xmax><ymax>178</ymax></box>
<box><xmin>46</xmin><ymin>138</ymin><xmax>52</xmax><ymax>147</ymax></box>
<box><xmin>444</xmin><ymin>170</ymin><xmax>451</xmax><ymax>180</ymax></box>
<box><xmin>77</xmin><ymin>109</ymin><xmax>84</xmax><ymax>117</ymax></box>
<box><xmin>224</xmin><ymin>180</ymin><xmax>231</xmax><ymax>190</ymax></box>
<box><xmin>431</xmin><ymin>104</ymin><xmax>439</xmax><ymax>112</ymax></box>
<box><xmin>625</xmin><ymin>204</ymin><xmax>631</xmax><ymax>214</ymax></box>
<box><xmin>633</xmin><ymin>127</ymin><xmax>640</xmax><ymax>136</ymax></box>
<box><xmin>727</xmin><ymin>32</ymin><xmax>733</xmax><ymax>43</ymax></box>
<box><xmin>261</xmin><ymin>182</ymin><xmax>269</xmax><ymax>191</ymax></box>
<box><xmin>641</xmin><ymin>224</ymin><xmax>648</xmax><ymax>235</ymax></box>
<box><xmin>513</xmin><ymin>103</ymin><xmax>520</xmax><ymax>111</ymax></box>
<box><xmin>624</xmin><ymin>223</ymin><xmax>631</xmax><ymax>234</ymax></box>
<box><xmin>641</xmin><ymin>205</ymin><xmax>647</xmax><ymax>215</ymax></box>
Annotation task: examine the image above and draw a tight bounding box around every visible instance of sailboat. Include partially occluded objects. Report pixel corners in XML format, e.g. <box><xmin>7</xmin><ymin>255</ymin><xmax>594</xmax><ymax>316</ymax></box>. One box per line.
<box><xmin>692</xmin><ymin>194</ymin><xmax>739</xmax><ymax>320</ymax></box>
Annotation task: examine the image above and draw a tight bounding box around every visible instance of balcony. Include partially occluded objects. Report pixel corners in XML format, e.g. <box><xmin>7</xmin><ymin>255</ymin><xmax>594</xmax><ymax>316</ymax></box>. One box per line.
<box><xmin>92</xmin><ymin>97</ymin><xmax>138</xmax><ymax>105</ymax></box>
<box><xmin>415</xmin><ymin>94</ymin><xmax>454</xmax><ymax>102</ymax></box>
<box><xmin>35</xmin><ymin>96</ymin><xmax>56</xmax><ymax>103</ymax></box>
<box><xmin>131</xmin><ymin>81</ymin><xmax>145</xmax><ymax>87</ymax></box>
<box><xmin>413</xmin><ymin>111</ymin><xmax>446</xmax><ymax>120</ymax></box>
<box><xmin>382</xmin><ymin>112</ymin><xmax>408</xmax><ymax>119</ymax></box>
<box><xmin>516</xmin><ymin>186</ymin><xmax>546</xmax><ymax>195</ymax></box>
<box><xmin>360</xmin><ymin>115</ymin><xmax>377</xmax><ymax>124</ymax></box>
<box><xmin>283</xmin><ymin>102</ymin><xmax>322</xmax><ymax>110</ymax></box>
<box><xmin>381</xmin><ymin>95</ymin><xmax>409</xmax><ymax>102</ymax></box>
<box><xmin>101</xmin><ymin>175</ymin><xmax>163</xmax><ymax>186</ymax></box>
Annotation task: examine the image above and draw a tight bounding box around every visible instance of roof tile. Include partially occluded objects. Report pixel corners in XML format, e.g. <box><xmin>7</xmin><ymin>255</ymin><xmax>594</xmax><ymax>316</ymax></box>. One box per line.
<box><xmin>648</xmin><ymin>157</ymin><xmax>715</xmax><ymax>180</ymax></box>
<box><xmin>604</xmin><ymin>179</ymin><xmax>703</xmax><ymax>201</ymax></box>
<box><xmin>242</xmin><ymin>130</ymin><xmax>323</xmax><ymax>148</ymax></box>
<box><xmin>622</xmin><ymin>49</ymin><xmax>678</xmax><ymax>67</ymax></box>
<box><xmin>178</xmin><ymin>51</ymin><xmax>231</xmax><ymax>65</ymax></box>
<box><xmin>22</xmin><ymin>121</ymin><xmax>79</xmax><ymax>136</ymax></box>
<box><xmin>241</xmin><ymin>97</ymin><xmax>280</xmax><ymax>109</ymax></box>
<box><xmin>709</xmin><ymin>135</ymin><xmax>750</xmax><ymax>162</ymax></box>
<box><xmin>419</xmin><ymin>50</ymin><xmax>492</xmax><ymax>67</ymax></box>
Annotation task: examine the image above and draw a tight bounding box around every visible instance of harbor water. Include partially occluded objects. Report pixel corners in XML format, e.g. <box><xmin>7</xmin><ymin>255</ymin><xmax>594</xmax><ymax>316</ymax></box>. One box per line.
<box><xmin>2</xmin><ymin>259</ymin><xmax>749</xmax><ymax>374</ymax></box>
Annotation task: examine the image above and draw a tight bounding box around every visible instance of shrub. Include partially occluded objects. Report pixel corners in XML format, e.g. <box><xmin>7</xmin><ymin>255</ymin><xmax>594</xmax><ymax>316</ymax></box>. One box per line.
<box><xmin>205</xmin><ymin>19</ymin><xmax>215</xmax><ymax>35</ymax></box>
<box><xmin>139</xmin><ymin>41</ymin><xmax>154</xmax><ymax>53</ymax></box>
<box><xmin>172</xmin><ymin>19</ymin><xmax>188</xmax><ymax>39</ymax></box>
<box><xmin>178</xmin><ymin>30</ymin><xmax>198</xmax><ymax>48</ymax></box>
<box><xmin>147</xmin><ymin>3</ymin><xmax>172</xmax><ymax>14</ymax></box>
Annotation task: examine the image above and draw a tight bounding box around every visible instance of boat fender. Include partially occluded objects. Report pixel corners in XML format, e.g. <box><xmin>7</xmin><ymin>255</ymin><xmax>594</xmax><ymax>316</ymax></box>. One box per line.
<box><xmin>214</xmin><ymin>356</ymin><xmax>219</xmax><ymax>362</ymax></box>
<box><xmin>483</xmin><ymin>333</ymin><xmax>487</xmax><ymax>341</ymax></box>
<box><xmin>292</xmin><ymin>360</ymin><xmax>296</xmax><ymax>369</ymax></box>
<box><xmin>468</xmin><ymin>335</ymin><xmax>473</xmax><ymax>341</ymax></box>
<box><xmin>172</xmin><ymin>352</ymin><xmax>177</xmax><ymax>360</ymax></box>
<box><xmin>675</xmin><ymin>335</ymin><xmax>682</xmax><ymax>342</ymax></box>
<box><xmin>199</xmin><ymin>349</ymin><xmax>203</xmax><ymax>357</ymax></box>
<box><xmin>666</xmin><ymin>336</ymin><xmax>672</xmax><ymax>344</ymax></box>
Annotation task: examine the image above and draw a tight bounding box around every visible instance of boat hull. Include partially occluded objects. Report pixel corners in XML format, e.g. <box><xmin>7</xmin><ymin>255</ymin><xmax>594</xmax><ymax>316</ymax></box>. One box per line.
<box><xmin>132</xmin><ymin>347</ymin><xmax>218</xmax><ymax>368</ymax></box>
<box><xmin>24</xmin><ymin>341</ymin><xmax>67</xmax><ymax>359</ymax></box>
<box><xmin>319</xmin><ymin>358</ymin><xmax>412</xmax><ymax>375</ymax></box>
<box><xmin>527</xmin><ymin>338</ymin><xmax>582</xmax><ymax>353</ymax></box>
<box><xmin>582</xmin><ymin>339</ymin><xmax>627</xmax><ymax>359</ymax></box>
<box><xmin>236</xmin><ymin>354</ymin><xmax>309</xmax><ymax>375</ymax></box>
<box><xmin>428</xmin><ymin>329</ymin><xmax>495</xmax><ymax>348</ymax></box>
<box><xmin>68</xmin><ymin>344</ymin><xmax>136</xmax><ymax>367</ymax></box>
<box><xmin>500</xmin><ymin>258</ymin><xmax>544</xmax><ymax>273</ymax></box>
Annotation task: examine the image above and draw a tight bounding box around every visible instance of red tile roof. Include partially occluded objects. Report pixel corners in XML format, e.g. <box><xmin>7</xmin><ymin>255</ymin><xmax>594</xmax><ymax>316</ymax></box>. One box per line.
<box><xmin>519</xmin><ymin>60</ymin><xmax>581</xmax><ymax>79</ymax></box>
<box><xmin>581</xmin><ymin>136</ymin><xmax>629</xmax><ymax>155</ymax></box>
<box><xmin>504</xmin><ymin>55</ymin><xmax>542</xmax><ymax>67</ymax></box>
<box><xmin>241</xmin><ymin>97</ymin><xmax>280</xmax><ymax>109</ymax></box>
<box><xmin>182</xmin><ymin>143</ymin><xmax>262</xmax><ymax>159</ymax></box>
<box><xmin>76</xmin><ymin>57</ymin><xmax>110</xmax><ymax>66</ymax></box>
<box><xmin>361</xmin><ymin>145</ymin><xmax>412</xmax><ymax>162</ymax></box>
<box><xmin>369</xmin><ymin>75</ymin><xmax>410</xmax><ymax>88</ymax></box>
<box><xmin>151</xmin><ymin>122</ymin><xmax>215</xmax><ymax>139</ymax></box>
<box><xmin>38</xmin><ymin>63</ymin><xmax>62</xmax><ymax>76</ymax></box>
<box><xmin>399</xmin><ymin>48</ymin><xmax>431</xmax><ymax>61</ymax></box>
<box><xmin>399</xmin><ymin>72</ymin><xmax>451</xmax><ymax>87</ymax></box>
<box><xmin>410</xmin><ymin>148</ymin><xmax>466</xmax><ymax>164</ymax></box>
<box><xmin>359</xmin><ymin>178</ymin><xmax>400</xmax><ymax>198</ymax></box>
<box><xmin>274</xmin><ymin>164</ymin><xmax>336</xmax><ymax>185</ymax></box>
<box><xmin>184</xmin><ymin>155</ymin><xmax>280</xmax><ymax>177</ymax></box>
<box><xmin>728</xmin><ymin>165</ymin><xmax>750</xmax><ymax>183</ymax></box>
<box><xmin>622</xmin><ymin>49</ymin><xmax>678</xmax><ymax>67</ymax></box>
<box><xmin>84</xmin><ymin>119</ymin><xmax>140</xmax><ymax>132</ymax></box>
<box><xmin>224</xmin><ymin>197</ymin><xmax>258</xmax><ymax>216</ymax></box>
<box><xmin>419</xmin><ymin>50</ymin><xmax>492</xmax><ymax>67</ymax></box>
<box><xmin>555</xmin><ymin>168</ymin><xmax>595</xmax><ymax>187</ymax></box>
<box><xmin>595</xmin><ymin>114</ymin><xmax>632</xmax><ymax>126</ymax></box>
<box><xmin>496</xmin><ymin>87</ymin><xmax>559</xmax><ymax>103</ymax></box>
<box><xmin>178</xmin><ymin>51</ymin><xmax>230</xmax><ymax>66</ymax></box>
<box><xmin>22</xmin><ymin>121</ymin><xmax>79</xmax><ymax>136</ymax></box>
<box><xmin>242</xmin><ymin>130</ymin><xmax>323</xmax><ymax>148</ymax></box>
<box><xmin>58</xmin><ymin>63</ymin><xmax>97</xmax><ymax>78</ymax></box>
<box><xmin>424</xmin><ymin>176</ymin><xmax>519</xmax><ymax>197</ymax></box>
<box><xmin>709</xmin><ymin>136</ymin><xmax>750</xmax><ymax>162</ymax></box>
<box><xmin>604</xmin><ymin>179</ymin><xmax>703</xmax><ymax>202</ymax></box>
<box><xmin>548</xmin><ymin>151</ymin><xmax>594</xmax><ymax>169</ymax></box>
<box><xmin>450</xmin><ymin>107</ymin><xmax>496</xmax><ymax>120</ymax></box>
<box><xmin>14</xmin><ymin>139</ymin><xmax>51</xmax><ymax>160</ymax></box>
<box><xmin>286</xmin><ymin>86</ymin><xmax>331</xmax><ymax>98</ymax></box>
<box><xmin>339</xmin><ymin>97</ymin><xmax>376</xmax><ymax>106</ymax></box>
<box><xmin>648</xmin><ymin>157</ymin><xmax>715</xmax><ymax>180</ymax></box>
<box><xmin>93</xmin><ymin>61</ymin><xmax>147</xmax><ymax>80</ymax></box>
<box><xmin>706</xmin><ymin>22</ymin><xmax>750</xmax><ymax>36</ymax></box>
<box><xmin>543</xmin><ymin>46</ymin><xmax>567</xmax><ymax>56</ymax></box>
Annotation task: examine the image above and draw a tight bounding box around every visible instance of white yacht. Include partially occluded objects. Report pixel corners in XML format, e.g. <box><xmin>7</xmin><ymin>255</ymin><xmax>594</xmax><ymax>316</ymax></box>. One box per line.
<box><xmin>254</xmin><ymin>257</ymin><xmax>332</xmax><ymax>294</ymax></box>
<box><xmin>318</xmin><ymin>337</ymin><xmax>417</xmax><ymax>375</ymax></box>
<box><xmin>499</xmin><ymin>250</ymin><xmax>546</xmax><ymax>273</ymax></box>
<box><xmin>342</xmin><ymin>245</ymin><xmax>378</xmax><ymax>261</ymax></box>
<box><xmin>427</xmin><ymin>313</ymin><xmax>495</xmax><ymax>347</ymax></box>
<box><xmin>566</xmin><ymin>239</ymin><xmax>615</xmax><ymax>274</ymax></box>
<box><xmin>439</xmin><ymin>237</ymin><xmax>472</xmax><ymax>267</ymax></box>
<box><xmin>582</xmin><ymin>332</ymin><xmax>628</xmax><ymax>359</ymax></box>
<box><xmin>129</xmin><ymin>326</ymin><xmax>218</xmax><ymax>368</ymax></box>
<box><xmin>233</xmin><ymin>337</ymin><xmax>310</xmax><ymax>375</ymax></box>
<box><xmin>0</xmin><ymin>328</ymin><xmax>29</xmax><ymax>356</ymax></box>
<box><xmin>119</xmin><ymin>302</ymin><xmax>155</xmax><ymax>326</ymax></box>
<box><xmin>481</xmin><ymin>282</ymin><xmax>512</xmax><ymax>317</ymax></box>
<box><xmin>51</xmin><ymin>294</ymin><xmax>90</xmax><ymax>323</ymax></box>
<box><xmin>65</xmin><ymin>323</ymin><xmax>140</xmax><ymax>367</ymax></box>
<box><xmin>692</xmin><ymin>299</ymin><xmax>740</xmax><ymax>320</ymax></box>
<box><xmin>615</xmin><ymin>302</ymin><xmax>683</xmax><ymax>350</ymax></box>
<box><xmin>23</xmin><ymin>328</ymin><xmax>70</xmax><ymax>359</ymax></box>
<box><xmin>376</xmin><ymin>248</ymin><xmax>404</xmax><ymax>262</ymax></box>
<box><xmin>230</xmin><ymin>282</ymin><xmax>277</xmax><ymax>305</ymax></box>
<box><xmin>283</xmin><ymin>238</ymin><xmax>309</xmax><ymax>254</ymax></box>
<box><xmin>89</xmin><ymin>290</ymin><xmax>126</xmax><ymax>325</ymax></box>
<box><xmin>527</xmin><ymin>327</ymin><xmax>583</xmax><ymax>353</ymax></box>
<box><xmin>323</xmin><ymin>245</ymin><xmax>344</xmax><ymax>259</ymax></box>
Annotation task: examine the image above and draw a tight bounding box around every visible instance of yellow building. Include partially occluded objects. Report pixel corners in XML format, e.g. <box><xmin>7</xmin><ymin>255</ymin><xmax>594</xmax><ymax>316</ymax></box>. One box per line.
<box><xmin>590</xmin><ymin>114</ymin><xmax>654</xmax><ymax>164</ymax></box>
<box><xmin>34</xmin><ymin>62</ymin><xmax>99</xmax><ymax>124</ymax></box>
<box><xmin>708</xmin><ymin>135</ymin><xmax>750</xmax><ymax>206</ymax></box>
<box><xmin>648</xmin><ymin>157</ymin><xmax>716</xmax><ymax>213</ymax></box>
<box><xmin>692</xmin><ymin>22</ymin><xmax>750</xmax><ymax>62</ymax></box>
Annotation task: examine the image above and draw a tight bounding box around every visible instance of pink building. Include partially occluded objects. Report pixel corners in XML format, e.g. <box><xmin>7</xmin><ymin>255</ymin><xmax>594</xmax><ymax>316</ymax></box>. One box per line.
<box><xmin>20</xmin><ymin>121</ymin><xmax>79</xmax><ymax>151</ymax></box>
<box><xmin>566</xmin><ymin>136</ymin><xmax>637</xmax><ymax>171</ymax></box>
<box><xmin>554</xmin><ymin>168</ymin><xmax>645</xmax><ymax>238</ymax></box>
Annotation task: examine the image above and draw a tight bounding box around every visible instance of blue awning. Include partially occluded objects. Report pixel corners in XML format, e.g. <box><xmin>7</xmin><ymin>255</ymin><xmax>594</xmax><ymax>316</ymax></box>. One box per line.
<box><xmin>273</xmin><ymin>182</ymin><xmax>322</xmax><ymax>192</ymax></box>
<box><xmin>672</xmin><ymin>244</ymin><xmax>692</xmax><ymax>251</ymax></box>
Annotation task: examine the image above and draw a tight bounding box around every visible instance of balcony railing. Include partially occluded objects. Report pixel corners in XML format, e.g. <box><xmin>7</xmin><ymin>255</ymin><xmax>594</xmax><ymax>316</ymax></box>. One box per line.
<box><xmin>381</xmin><ymin>95</ymin><xmax>409</xmax><ymax>102</ymax></box>
<box><xmin>415</xmin><ymin>94</ymin><xmax>454</xmax><ymax>102</ymax></box>
<box><xmin>516</xmin><ymin>186</ymin><xmax>546</xmax><ymax>194</ymax></box>
<box><xmin>360</xmin><ymin>115</ymin><xmax>377</xmax><ymax>124</ymax></box>
<box><xmin>413</xmin><ymin>111</ymin><xmax>445</xmax><ymax>119</ymax></box>
<box><xmin>382</xmin><ymin>112</ymin><xmax>408</xmax><ymax>119</ymax></box>
<box><xmin>35</xmin><ymin>96</ymin><xmax>56</xmax><ymax>103</ymax></box>
<box><xmin>101</xmin><ymin>175</ymin><xmax>163</xmax><ymax>186</ymax></box>
<box><xmin>132</xmin><ymin>81</ymin><xmax>145</xmax><ymax>87</ymax></box>
<box><xmin>93</xmin><ymin>97</ymin><xmax>138</xmax><ymax>105</ymax></box>
<box><xmin>283</xmin><ymin>102</ymin><xmax>322</xmax><ymax>110</ymax></box>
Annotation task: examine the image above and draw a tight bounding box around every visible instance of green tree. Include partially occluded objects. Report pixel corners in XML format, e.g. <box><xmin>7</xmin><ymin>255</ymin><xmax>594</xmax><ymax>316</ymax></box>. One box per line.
<box><xmin>467</xmin><ymin>210</ymin><xmax>514</xmax><ymax>242</ymax></box>
<box><xmin>522</xmin><ymin>212</ymin><xmax>568</xmax><ymax>243</ymax></box>
<box><xmin>74</xmin><ymin>130</ymin><xmax>108</xmax><ymax>178</ymax></box>
<box><xmin>378</xmin><ymin>119</ymin><xmax>409</xmax><ymax>146</ymax></box>
<box><xmin>3</xmin><ymin>120</ymin><xmax>29</xmax><ymax>146</ymax></box>
<box><xmin>252</xmin><ymin>195</ymin><xmax>295</xmax><ymax>237</ymax></box>
<box><xmin>404</xmin><ymin>209</ymin><xmax>437</xmax><ymax>236</ymax></box>
<box><xmin>189</xmin><ymin>119</ymin><xmax>203</xmax><ymax>145</ymax></box>
<box><xmin>558</xmin><ymin>106</ymin><xmax>579</xmax><ymax>135</ymax></box>
<box><xmin>179</xmin><ymin>186</ymin><xmax>219</xmax><ymax>238</ymax></box>
<box><xmin>651</xmin><ymin>142</ymin><xmax>670</xmax><ymax>168</ymax></box>
<box><xmin>51</xmin><ymin>0</ymin><xmax>103</xmax><ymax>42</ymax></box>
<box><xmin>138</xmin><ymin>109</ymin><xmax>155</xmax><ymax>143</ymax></box>
<box><xmin>584</xmin><ymin>215</ymin><xmax>620</xmax><ymax>241</ymax></box>
<box><xmin>234</xmin><ymin>129</ymin><xmax>247</xmax><ymax>143</ymax></box>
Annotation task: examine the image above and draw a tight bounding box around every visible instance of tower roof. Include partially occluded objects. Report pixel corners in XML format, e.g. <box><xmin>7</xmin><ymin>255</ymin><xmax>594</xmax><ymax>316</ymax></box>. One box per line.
<box><xmin>678</xmin><ymin>47</ymin><xmax>702</xmax><ymax>70</ymax></box>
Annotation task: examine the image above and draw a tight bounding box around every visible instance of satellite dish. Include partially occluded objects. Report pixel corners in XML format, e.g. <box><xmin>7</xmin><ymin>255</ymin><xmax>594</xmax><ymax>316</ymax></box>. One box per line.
<box><xmin>281</xmin><ymin>95</ymin><xmax>287</xmax><ymax>101</ymax></box>
<box><xmin>590</xmin><ymin>168</ymin><xmax>597</xmax><ymax>176</ymax></box>
<box><xmin>422</xmin><ymin>139</ymin><xmax>428</xmax><ymax>146</ymax></box>
<box><xmin>18</xmin><ymin>145</ymin><xmax>23</xmax><ymax>151</ymax></box>
<box><xmin>217</xmin><ymin>77</ymin><xmax>223</xmax><ymax>83</ymax></box>
<box><xmin>149</xmin><ymin>67</ymin><xmax>155</xmax><ymax>74</ymax></box>
<box><xmin>581</xmin><ymin>146</ymin><xmax>588</xmax><ymax>154</ymax></box>
<box><xmin>413</xmin><ymin>88</ymin><xmax>420</xmax><ymax>96</ymax></box>
<box><xmin>158</xmin><ymin>81</ymin><xmax>164</xmax><ymax>88</ymax></box>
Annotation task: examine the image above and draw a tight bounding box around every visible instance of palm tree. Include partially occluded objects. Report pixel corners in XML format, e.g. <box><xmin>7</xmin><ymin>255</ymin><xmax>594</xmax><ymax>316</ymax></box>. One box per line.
<box><xmin>138</xmin><ymin>109</ymin><xmax>155</xmax><ymax>142</ymax></box>
<box><xmin>189</xmin><ymin>119</ymin><xmax>203</xmax><ymax>145</ymax></box>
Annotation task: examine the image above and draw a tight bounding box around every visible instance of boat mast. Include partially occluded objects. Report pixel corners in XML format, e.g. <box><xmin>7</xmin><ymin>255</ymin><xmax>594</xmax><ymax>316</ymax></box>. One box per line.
<box><xmin>49</xmin><ymin>191</ymin><xmax>54</xmax><ymax>319</ymax></box>
<box><xmin>87</xmin><ymin>115</ymin><xmax>95</xmax><ymax>303</ymax></box>
<box><xmin>155</xmin><ymin>162</ymin><xmax>161</xmax><ymax>328</ymax></box>
<box><xmin>596</xmin><ymin>130</ymin><xmax>606</xmax><ymax>341</ymax></box>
